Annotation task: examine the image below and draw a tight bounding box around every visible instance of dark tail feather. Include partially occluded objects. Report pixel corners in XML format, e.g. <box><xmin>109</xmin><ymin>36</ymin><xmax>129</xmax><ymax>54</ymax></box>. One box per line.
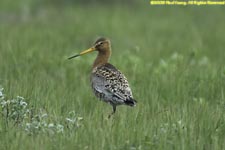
<box><xmin>125</xmin><ymin>98</ymin><xmax>137</xmax><ymax>106</ymax></box>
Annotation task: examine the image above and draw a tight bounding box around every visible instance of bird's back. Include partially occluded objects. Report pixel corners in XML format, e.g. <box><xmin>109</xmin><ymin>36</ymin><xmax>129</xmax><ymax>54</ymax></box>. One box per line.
<box><xmin>91</xmin><ymin>63</ymin><xmax>136</xmax><ymax>106</ymax></box>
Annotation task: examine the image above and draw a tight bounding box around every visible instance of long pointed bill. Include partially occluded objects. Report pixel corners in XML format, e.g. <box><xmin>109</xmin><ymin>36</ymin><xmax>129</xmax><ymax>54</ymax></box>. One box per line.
<box><xmin>68</xmin><ymin>47</ymin><xmax>95</xmax><ymax>60</ymax></box>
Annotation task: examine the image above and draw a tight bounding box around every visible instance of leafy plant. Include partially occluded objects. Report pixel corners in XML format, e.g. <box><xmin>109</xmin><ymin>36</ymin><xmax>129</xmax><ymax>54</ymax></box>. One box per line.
<box><xmin>0</xmin><ymin>88</ymin><xmax>83</xmax><ymax>135</ymax></box>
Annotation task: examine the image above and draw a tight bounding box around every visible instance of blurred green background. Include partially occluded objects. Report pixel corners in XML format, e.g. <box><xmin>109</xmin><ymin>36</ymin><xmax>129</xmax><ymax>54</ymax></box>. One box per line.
<box><xmin>0</xmin><ymin>0</ymin><xmax>225</xmax><ymax>150</ymax></box>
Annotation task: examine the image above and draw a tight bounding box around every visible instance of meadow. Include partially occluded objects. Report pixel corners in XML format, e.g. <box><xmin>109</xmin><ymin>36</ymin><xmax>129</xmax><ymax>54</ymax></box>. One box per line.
<box><xmin>0</xmin><ymin>1</ymin><xmax>225</xmax><ymax>149</ymax></box>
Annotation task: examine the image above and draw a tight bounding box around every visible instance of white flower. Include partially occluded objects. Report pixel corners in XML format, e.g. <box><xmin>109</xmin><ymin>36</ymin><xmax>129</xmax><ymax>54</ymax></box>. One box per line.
<box><xmin>17</xmin><ymin>96</ymin><xmax>24</xmax><ymax>99</ymax></box>
<box><xmin>1</xmin><ymin>100</ymin><xmax>7</xmax><ymax>107</ymax></box>
<box><xmin>20</xmin><ymin>101</ymin><xmax>27</xmax><ymax>107</ymax></box>
<box><xmin>41</xmin><ymin>113</ymin><xmax>48</xmax><ymax>118</ymax></box>
<box><xmin>0</xmin><ymin>88</ymin><xmax>3</xmax><ymax>97</ymax></box>
<box><xmin>56</xmin><ymin>124</ymin><xmax>64</xmax><ymax>133</ymax></box>
<box><xmin>78</xmin><ymin>117</ymin><xmax>83</xmax><ymax>121</ymax></box>
<box><xmin>66</xmin><ymin>118</ymin><xmax>75</xmax><ymax>123</ymax></box>
<box><xmin>48</xmin><ymin>123</ymin><xmax>54</xmax><ymax>128</ymax></box>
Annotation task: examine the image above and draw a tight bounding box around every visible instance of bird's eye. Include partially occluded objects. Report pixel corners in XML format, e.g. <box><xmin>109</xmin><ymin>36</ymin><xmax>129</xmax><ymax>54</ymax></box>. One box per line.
<box><xmin>98</xmin><ymin>42</ymin><xmax>103</xmax><ymax>45</ymax></box>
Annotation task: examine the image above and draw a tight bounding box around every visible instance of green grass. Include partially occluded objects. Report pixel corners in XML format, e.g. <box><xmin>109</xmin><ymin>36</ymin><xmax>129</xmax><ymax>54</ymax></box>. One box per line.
<box><xmin>0</xmin><ymin>1</ymin><xmax>225</xmax><ymax>149</ymax></box>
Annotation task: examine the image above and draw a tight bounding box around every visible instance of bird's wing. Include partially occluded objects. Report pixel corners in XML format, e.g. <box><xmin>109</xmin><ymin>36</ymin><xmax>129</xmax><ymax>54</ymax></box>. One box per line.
<box><xmin>91</xmin><ymin>63</ymin><xmax>133</xmax><ymax>102</ymax></box>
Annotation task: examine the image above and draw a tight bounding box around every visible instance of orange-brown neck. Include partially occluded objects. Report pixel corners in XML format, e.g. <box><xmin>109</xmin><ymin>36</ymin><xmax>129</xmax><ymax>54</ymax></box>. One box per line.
<box><xmin>93</xmin><ymin>49</ymin><xmax>111</xmax><ymax>69</ymax></box>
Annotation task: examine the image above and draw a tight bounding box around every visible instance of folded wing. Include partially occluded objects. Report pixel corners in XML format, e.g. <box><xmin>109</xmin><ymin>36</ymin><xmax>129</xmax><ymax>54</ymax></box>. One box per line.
<box><xmin>91</xmin><ymin>63</ymin><xmax>134</xmax><ymax>105</ymax></box>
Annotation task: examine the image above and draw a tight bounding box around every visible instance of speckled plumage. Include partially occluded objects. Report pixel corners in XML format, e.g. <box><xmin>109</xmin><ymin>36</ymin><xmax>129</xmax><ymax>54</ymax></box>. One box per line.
<box><xmin>69</xmin><ymin>37</ymin><xmax>137</xmax><ymax>117</ymax></box>
<box><xmin>91</xmin><ymin>63</ymin><xmax>135</xmax><ymax>107</ymax></box>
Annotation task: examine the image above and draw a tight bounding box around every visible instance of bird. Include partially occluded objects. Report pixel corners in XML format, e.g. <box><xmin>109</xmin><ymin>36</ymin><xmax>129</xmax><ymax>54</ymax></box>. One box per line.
<box><xmin>68</xmin><ymin>37</ymin><xmax>137</xmax><ymax>118</ymax></box>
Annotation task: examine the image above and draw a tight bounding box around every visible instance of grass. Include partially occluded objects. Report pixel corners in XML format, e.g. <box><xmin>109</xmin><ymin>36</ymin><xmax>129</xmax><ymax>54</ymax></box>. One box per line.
<box><xmin>0</xmin><ymin>1</ymin><xmax>225</xmax><ymax>149</ymax></box>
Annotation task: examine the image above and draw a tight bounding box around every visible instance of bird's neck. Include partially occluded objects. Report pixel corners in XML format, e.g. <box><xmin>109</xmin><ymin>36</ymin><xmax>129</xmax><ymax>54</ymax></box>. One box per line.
<box><xmin>93</xmin><ymin>49</ymin><xmax>111</xmax><ymax>69</ymax></box>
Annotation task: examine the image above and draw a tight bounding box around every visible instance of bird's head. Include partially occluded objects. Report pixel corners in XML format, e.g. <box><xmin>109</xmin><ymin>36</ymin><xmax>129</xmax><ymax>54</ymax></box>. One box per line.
<box><xmin>94</xmin><ymin>37</ymin><xmax>111</xmax><ymax>53</ymax></box>
<box><xmin>68</xmin><ymin>37</ymin><xmax>111</xmax><ymax>59</ymax></box>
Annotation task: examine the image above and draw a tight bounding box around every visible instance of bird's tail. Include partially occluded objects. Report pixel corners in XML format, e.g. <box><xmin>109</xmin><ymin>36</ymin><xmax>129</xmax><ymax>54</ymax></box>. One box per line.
<box><xmin>125</xmin><ymin>98</ymin><xmax>137</xmax><ymax>107</ymax></box>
